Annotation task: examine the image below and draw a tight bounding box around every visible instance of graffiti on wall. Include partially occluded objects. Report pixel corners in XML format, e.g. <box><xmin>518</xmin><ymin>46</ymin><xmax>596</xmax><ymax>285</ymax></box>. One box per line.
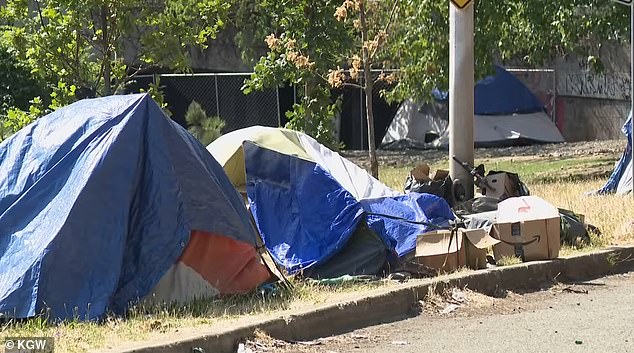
<box><xmin>557</xmin><ymin>71</ymin><xmax>630</xmax><ymax>101</ymax></box>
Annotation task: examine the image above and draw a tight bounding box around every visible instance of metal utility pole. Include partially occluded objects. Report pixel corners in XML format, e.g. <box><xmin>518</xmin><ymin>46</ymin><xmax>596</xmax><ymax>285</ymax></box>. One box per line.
<box><xmin>449</xmin><ymin>0</ymin><xmax>475</xmax><ymax>200</ymax></box>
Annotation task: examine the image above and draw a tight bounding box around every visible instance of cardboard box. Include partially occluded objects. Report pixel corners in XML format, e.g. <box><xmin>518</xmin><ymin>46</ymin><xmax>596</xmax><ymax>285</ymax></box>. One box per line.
<box><xmin>492</xmin><ymin>196</ymin><xmax>561</xmax><ymax>262</ymax></box>
<box><xmin>415</xmin><ymin>228</ymin><xmax>500</xmax><ymax>272</ymax></box>
<box><xmin>481</xmin><ymin>173</ymin><xmax>515</xmax><ymax>200</ymax></box>
<box><xmin>463</xmin><ymin>228</ymin><xmax>500</xmax><ymax>270</ymax></box>
<box><xmin>410</xmin><ymin>163</ymin><xmax>450</xmax><ymax>183</ymax></box>
<box><xmin>415</xmin><ymin>230</ymin><xmax>464</xmax><ymax>272</ymax></box>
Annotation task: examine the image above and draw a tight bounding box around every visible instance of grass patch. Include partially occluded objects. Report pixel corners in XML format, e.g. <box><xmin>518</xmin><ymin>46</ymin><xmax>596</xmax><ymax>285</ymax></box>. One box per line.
<box><xmin>379</xmin><ymin>155</ymin><xmax>619</xmax><ymax>192</ymax></box>
<box><xmin>0</xmin><ymin>279</ymin><xmax>391</xmax><ymax>353</ymax></box>
<box><xmin>530</xmin><ymin>180</ymin><xmax>634</xmax><ymax>246</ymax></box>
<box><xmin>496</xmin><ymin>256</ymin><xmax>523</xmax><ymax>266</ymax></box>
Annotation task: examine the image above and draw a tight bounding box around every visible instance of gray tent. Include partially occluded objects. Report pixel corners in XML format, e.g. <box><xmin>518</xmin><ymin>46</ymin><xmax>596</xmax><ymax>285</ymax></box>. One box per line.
<box><xmin>381</xmin><ymin>66</ymin><xmax>565</xmax><ymax>149</ymax></box>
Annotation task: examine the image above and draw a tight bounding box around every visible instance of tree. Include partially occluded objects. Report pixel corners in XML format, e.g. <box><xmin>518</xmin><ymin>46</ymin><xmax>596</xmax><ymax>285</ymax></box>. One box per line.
<box><xmin>237</xmin><ymin>0</ymin><xmax>398</xmax><ymax>177</ymax></box>
<box><xmin>0</xmin><ymin>0</ymin><xmax>230</xmax><ymax>113</ymax></box>
<box><xmin>234</xmin><ymin>0</ymin><xmax>630</xmax><ymax>179</ymax></box>
<box><xmin>185</xmin><ymin>101</ymin><xmax>226</xmax><ymax>145</ymax></box>
<box><xmin>328</xmin><ymin>0</ymin><xmax>400</xmax><ymax>178</ymax></box>
<box><xmin>384</xmin><ymin>0</ymin><xmax>630</xmax><ymax>102</ymax></box>
<box><xmin>238</xmin><ymin>0</ymin><xmax>352</xmax><ymax>151</ymax></box>
<box><xmin>0</xmin><ymin>46</ymin><xmax>46</xmax><ymax>114</ymax></box>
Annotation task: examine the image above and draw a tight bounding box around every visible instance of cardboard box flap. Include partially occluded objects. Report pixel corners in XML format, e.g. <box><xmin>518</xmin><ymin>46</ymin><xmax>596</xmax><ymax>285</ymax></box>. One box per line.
<box><xmin>431</xmin><ymin>169</ymin><xmax>449</xmax><ymax>181</ymax></box>
<box><xmin>463</xmin><ymin>229</ymin><xmax>500</xmax><ymax>249</ymax></box>
<box><xmin>497</xmin><ymin>196</ymin><xmax>559</xmax><ymax>223</ymax></box>
<box><xmin>411</xmin><ymin>164</ymin><xmax>431</xmax><ymax>182</ymax></box>
<box><xmin>415</xmin><ymin>230</ymin><xmax>463</xmax><ymax>257</ymax></box>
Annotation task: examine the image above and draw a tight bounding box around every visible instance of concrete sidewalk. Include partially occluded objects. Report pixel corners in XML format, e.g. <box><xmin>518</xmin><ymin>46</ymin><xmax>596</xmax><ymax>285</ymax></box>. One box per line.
<box><xmin>244</xmin><ymin>273</ymin><xmax>634</xmax><ymax>353</ymax></box>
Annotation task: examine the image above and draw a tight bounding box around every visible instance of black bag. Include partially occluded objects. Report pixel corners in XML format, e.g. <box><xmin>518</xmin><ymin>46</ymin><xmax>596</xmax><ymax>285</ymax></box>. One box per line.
<box><xmin>404</xmin><ymin>174</ymin><xmax>455</xmax><ymax>207</ymax></box>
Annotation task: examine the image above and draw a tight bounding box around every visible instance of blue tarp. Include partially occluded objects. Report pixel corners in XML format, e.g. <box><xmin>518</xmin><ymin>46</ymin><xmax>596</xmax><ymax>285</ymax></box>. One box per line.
<box><xmin>0</xmin><ymin>94</ymin><xmax>256</xmax><ymax>321</ymax></box>
<box><xmin>597</xmin><ymin>112</ymin><xmax>632</xmax><ymax>194</ymax></box>
<box><xmin>434</xmin><ymin>65</ymin><xmax>545</xmax><ymax>115</ymax></box>
<box><xmin>361</xmin><ymin>194</ymin><xmax>455</xmax><ymax>257</ymax></box>
<box><xmin>244</xmin><ymin>142</ymin><xmax>455</xmax><ymax>273</ymax></box>
<box><xmin>245</xmin><ymin>143</ymin><xmax>364</xmax><ymax>273</ymax></box>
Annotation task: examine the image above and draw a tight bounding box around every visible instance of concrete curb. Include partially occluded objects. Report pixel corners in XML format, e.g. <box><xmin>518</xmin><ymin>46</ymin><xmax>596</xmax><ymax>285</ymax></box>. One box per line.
<box><xmin>109</xmin><ymin>246</ymin><xmax>634</xmax><ymax>353</ymax></box>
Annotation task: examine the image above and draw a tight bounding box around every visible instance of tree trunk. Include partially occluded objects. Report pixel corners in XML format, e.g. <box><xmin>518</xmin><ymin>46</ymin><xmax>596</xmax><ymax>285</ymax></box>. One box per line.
<box><xmin>360</xmin><ymin>1</ymin><xmax>379</xmax><ymax>179</ymax></box>
<box><xmin>101</xmin><ymin>4</ymin><xmax>112</xmax><ymax>96</ymax></box>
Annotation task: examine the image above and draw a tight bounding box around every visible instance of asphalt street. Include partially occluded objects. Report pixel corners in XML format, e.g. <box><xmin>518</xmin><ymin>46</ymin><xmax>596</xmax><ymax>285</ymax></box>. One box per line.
<box><xmin>244</xmin><ymin>273</ymin><xmax>634</xmax><ymax>353</ymax></box>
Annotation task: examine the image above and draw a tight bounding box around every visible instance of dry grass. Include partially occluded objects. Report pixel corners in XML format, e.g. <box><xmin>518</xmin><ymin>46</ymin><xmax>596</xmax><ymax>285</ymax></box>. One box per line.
<box><xmin>496</xmin><ymin>256</ymin><xmax>523</xmax><ymax>267</ymax></box>
<box><xmin>531</xmin><ymin>180</ymin><xmax>634</xmax><ymax>246</ymax></box>
<box><xmin>0</xmin><ymin>279</ymin><xmax>392</xmax><ymax>353</ymax></box>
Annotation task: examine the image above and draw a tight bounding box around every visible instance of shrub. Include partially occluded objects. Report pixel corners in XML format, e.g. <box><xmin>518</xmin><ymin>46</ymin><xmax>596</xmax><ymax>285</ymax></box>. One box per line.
<box><xmin>185</xmin><ymin>101</ymin><xmax>226</xmax><ymax>145</ymax></box>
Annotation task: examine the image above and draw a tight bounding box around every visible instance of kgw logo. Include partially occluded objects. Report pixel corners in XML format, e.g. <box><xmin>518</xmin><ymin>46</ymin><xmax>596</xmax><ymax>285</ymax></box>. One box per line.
<box><xmin>4</xmin><ymin>337</ymin><xmax>53</xmax><ymax>352</ymax></box>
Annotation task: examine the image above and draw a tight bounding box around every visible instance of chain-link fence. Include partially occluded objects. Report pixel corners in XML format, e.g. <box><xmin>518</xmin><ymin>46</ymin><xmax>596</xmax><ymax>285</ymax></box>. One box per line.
<box><xmin>131</xmin><ymin>73</ymin><xmax>282</xmax><ymax>132</ymax></box>
<box><xmin>129</xmin><ymin>72</ymin><xmax>399</xmax><ymax>150</ymax></box>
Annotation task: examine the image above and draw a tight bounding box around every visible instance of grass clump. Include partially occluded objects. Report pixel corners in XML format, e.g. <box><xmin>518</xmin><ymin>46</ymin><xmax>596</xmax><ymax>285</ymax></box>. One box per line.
<box><xmin>496</xmin><ymin>256</ymin><xmax>523</xmax><ymax>267</ymax></box>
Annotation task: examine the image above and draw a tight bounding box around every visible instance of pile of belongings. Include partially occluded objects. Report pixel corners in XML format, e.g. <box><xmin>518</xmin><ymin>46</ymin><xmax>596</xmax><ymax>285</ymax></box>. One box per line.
<box><xmin>403</xmin><ymin>161</ymin><xmax>600</xmax><ymax>263</ymax></box>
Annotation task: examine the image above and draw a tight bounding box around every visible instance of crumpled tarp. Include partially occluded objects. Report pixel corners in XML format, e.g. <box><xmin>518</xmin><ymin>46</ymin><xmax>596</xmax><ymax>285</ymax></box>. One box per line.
<box><xmin>243</xmin><ymin>141</ymin><xmax>455</xmax><ymax>273</ymax></box>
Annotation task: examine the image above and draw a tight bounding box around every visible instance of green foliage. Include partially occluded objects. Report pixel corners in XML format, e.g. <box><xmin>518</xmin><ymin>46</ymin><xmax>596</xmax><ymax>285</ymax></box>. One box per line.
<box><xmin>0</xmin><ymin>46</ymin><xmax>46</xmax><ymax>116</ymax></box>
<box><xmin>238</xmin><ymin>0</ymin><xmax>352</xmax><ymax>148</ymax></box>
<box><xmin>185</xmin><ymin>101</ymin><xmax>225</xmax><ymax>146</ymax></box>
<box><xmin>139</xmin><ymin>77</ymin><xmax>171</xmax><ymax>117</ymax></box>
<box><xmin>1</xmin><ymin>0</ymin><xmax>230</xmax><ymax>95</ymax></box>
<box><xmin>285</xmin><ymin>86</ymin><xmax>343</xmax><ymax>151</ymax></box>
<box><xmin>1</xmin><ymin>97</ymin><xmax>45</xmax><ymax>141</ymax></box>
<box><xmin>0</xmin><ymin>0</ymin><xmax>230</xmax><ymax>140</ymax></box>
<box><xmin>236</xmin><ymin>0</ymin><xmax>630</xmax><ymax>105</ymax></box>
<box><xmin>385</xmin><ymin>0</ymin><xmax>630</xmax><ymax>102</ymax></box>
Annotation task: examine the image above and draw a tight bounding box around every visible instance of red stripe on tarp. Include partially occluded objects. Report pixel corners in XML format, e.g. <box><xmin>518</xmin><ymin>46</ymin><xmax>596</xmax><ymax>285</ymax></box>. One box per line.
<box><xmin>179</xmin><ymin>230</ymin><xmax>271</xmax><ymax>294</ymax></box>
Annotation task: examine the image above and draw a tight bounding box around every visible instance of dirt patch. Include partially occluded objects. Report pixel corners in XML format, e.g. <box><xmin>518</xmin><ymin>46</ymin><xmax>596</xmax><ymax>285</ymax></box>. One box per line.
<box><xmin>342</xmin><ymin>140</ymin><xmax>626</xmax><ymax>169</ymax></box>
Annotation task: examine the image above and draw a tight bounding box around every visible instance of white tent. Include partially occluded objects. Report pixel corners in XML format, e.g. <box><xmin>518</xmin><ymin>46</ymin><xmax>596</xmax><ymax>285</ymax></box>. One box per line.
<box><xmin>382</xmin><ymin>100</ymin><xmax>564</xmax><ymax>149</ymax></box>
<box><xmin>382</xmin><ymin>99</ymin><xmax>448</xmax><ymax>149</ymax></box>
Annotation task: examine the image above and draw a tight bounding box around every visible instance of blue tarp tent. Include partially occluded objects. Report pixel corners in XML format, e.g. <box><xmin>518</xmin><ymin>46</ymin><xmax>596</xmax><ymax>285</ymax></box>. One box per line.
<box><xmin>208</xmin><ymin>127</ymin><xmax>456</xmax><ymax>275</ymax></box>
<box><xmin>473</xmin><ymin>65</ymin><xmax>545</xmax><ymax>115</ymax></box>
<box><xmin>0</xmin><ymin>94</ymin><xmax>266</xmax><ymax>321</ymax></box>
<box><xmin>597</xmin><ymin>112</ymin><xmax>633</xmax><ymax>195</ymax></box>
<box><xmin>431</xmin><ymin>65</ymin><xmax>545</xmax><ymax>115</ymax></box>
